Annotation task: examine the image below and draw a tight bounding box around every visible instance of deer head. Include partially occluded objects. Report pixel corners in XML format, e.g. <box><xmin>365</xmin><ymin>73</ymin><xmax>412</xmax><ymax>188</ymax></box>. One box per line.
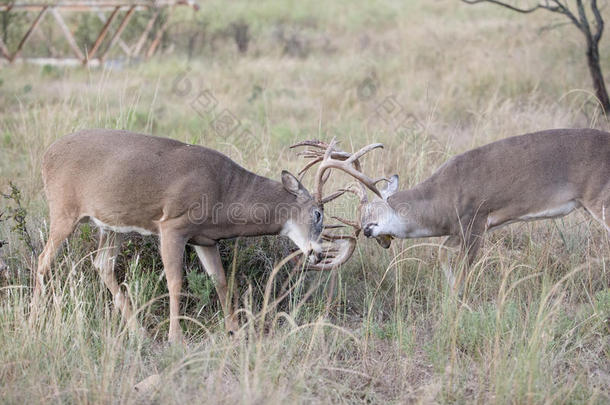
<box><xmin>359</xmin><ymin>174</ymin><xmax>403</xmax><ymax>249</ymax></box>
<box><xmin>278</xmin><ymin>170</ymin><xmax>325</xmax><ymax>264</ymax></box>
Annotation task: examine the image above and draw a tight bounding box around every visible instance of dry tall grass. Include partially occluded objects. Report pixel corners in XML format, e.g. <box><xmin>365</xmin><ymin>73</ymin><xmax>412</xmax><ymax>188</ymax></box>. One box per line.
<box><xmin>0</xmin><ymin>0</ymin><xmax>609</xmax><ymax>403</ymax></box>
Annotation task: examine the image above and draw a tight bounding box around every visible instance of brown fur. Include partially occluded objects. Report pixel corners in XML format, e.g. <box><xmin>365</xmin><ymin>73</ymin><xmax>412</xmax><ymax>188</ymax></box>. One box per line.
<box><xmin>362</xmin><ymin>129</ymin><xmax>609</xmax><ymax>274</ymax></box>
<box><xmin>35</xmin><ymin>129</ymin><xmax>324</xmax><ymax>342</ymax></box>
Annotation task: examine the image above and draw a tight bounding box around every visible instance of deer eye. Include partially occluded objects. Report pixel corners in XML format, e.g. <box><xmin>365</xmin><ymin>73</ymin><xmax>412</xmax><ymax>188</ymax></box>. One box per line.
<box><xmin>314</xmin><ymin>210</ymin><xmax>322</xmax><ymax>224</ymax></box>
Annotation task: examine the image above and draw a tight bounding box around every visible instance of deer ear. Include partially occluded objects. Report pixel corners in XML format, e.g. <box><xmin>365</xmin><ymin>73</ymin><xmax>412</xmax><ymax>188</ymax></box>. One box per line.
<box><xmin>381</xmin><ymin>174</ymin><xmax>399</xmax><ymax>200</ymax></box>
<box><xmin>281</xmin><ymin>170</ymin><xmax>309</xmax><ymax>198</ymax></box>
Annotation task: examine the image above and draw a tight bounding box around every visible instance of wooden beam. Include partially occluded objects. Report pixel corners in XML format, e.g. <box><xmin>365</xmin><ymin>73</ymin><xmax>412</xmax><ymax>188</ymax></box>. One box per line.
<box><xmin>132</xmin><ymin>9</ymin><xmax>159</xmax><ymax>58</ymax></box>
<box><xmin>117</xmin><ymin>39</ymin><xmax>131</xmax><ymax>55</ymax></box>
<box><xmin>50</xmin><ymin>8</ymin><xmax>85</xmax><ymax>61</ymax></box>
<box><xmin>100</xmin><ymin>6</ymin><xmax>135</xmax><ymax>62</ymax></box>
<box><xmin>86</xmin><ymin>6</ymin><xmax>119</xmax><ymax>63</ymax></box>
<box><xmin>0</xmin><ymin>2</ymin><xmax>199</xmax><ymax>12</ymax></box>
<box><xmin>95</xmin><ymin>11</ymin><xmax>131</xmax><ymax>57</ymax></box>
<box><xmin>146</xmin><ymin>7</ymin><xmax>174</xmax><ymax>59</ymax></box>
<box><xmin>35</xmin><ymin>22</ymin><xmax>59</xmax><ymax>57</ymax></box>
<box><xmin>10</xmin><ymin>6</ymin><xmax>48</xmax><ymax>62</ymax></box>
<box><xmin>0</xmin><ymin>37</ymin><xmax>10</xmax><ymax>60</ymax></box>
<box><xmin>0</xmin><ymin>1</ymin><xmax>199</xmax><ymax>64</ymax></box>
<box><xmin>12</xmin><ymin>57</ymin><xmax>101</xmax><ymax>66</ymax></box>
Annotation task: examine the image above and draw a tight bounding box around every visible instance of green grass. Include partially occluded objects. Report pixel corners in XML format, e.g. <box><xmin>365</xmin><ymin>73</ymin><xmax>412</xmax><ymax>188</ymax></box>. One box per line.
<box><xmin>1</xmin><ymin>0</ymin><xmax>609</xmax><ymax>403</ymax></box>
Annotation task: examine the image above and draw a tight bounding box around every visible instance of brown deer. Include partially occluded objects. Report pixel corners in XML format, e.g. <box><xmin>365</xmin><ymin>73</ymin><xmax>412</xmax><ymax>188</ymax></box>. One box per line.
<box><xmin>303</xmin><ymin>129</ymin><xmax>610</xmax><ymax>285</ymax></box>
<box><xmin>35</xmin><ymin>129</ymin><xmax>380</xmax><ymax>343</ymax></box>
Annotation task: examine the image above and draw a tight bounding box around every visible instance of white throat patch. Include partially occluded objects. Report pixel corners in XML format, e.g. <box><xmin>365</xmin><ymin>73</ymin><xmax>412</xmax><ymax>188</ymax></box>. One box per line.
<box><xmin>373</xmin><ymin>208</ymin><xmax>410</xmax><ymax>238</ymax></box>
<box><xmin>281</xmin><ymin>220</ymin><xmax>319</xmax><ymax>254</ymax></box>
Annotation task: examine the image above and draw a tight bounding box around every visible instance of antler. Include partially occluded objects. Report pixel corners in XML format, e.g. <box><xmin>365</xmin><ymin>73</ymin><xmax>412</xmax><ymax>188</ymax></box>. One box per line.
<box><xmin>290</xmin><ymin>139</ymin><xmax>386</xmax><ymax>202</ymax></box>
<box><xmin>300</xmin><ymin>219</ymin><xmax>358</xmax><ymax>271</ymax></box>
<box><xmin>290</xmin><ymin>139</ymin><xmax>385</xmax><ymax>270</ymax></box>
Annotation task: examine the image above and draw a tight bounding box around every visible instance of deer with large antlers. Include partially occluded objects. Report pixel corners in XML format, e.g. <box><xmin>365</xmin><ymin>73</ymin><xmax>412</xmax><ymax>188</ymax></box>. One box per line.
<box><xmin>348</xmin><ymin>129</ymin><xmax>609</xmax><ymax>284</ymax></box>
<box><xmin>35</xmin><ymin>129</ymin><xmax>382</xmax><ymax>342</ymax></box>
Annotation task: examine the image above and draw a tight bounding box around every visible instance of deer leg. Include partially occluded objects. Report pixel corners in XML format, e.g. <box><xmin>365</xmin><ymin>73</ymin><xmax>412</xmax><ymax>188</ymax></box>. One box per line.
<box><xmin>582</xmin><ymin>198</ymin><xmax>610</xmax><ymax>238</ymax></box>
<box><xmin>93</xmin><ymin>230</ymin><xmax>136</xmax><ymax>327</ymax></box>
<box><xmin>439</xmin><ymin>235</ymin><xmax>461</xmax><ymax>289</ymax></box>
<box><xmin>462</xmin><ymin>217</ymin><xmax>486</xmax><ymax>267</ymax></box>
<box><xmin>159</xmin><ymin>229</ymin><xmax>187</xmax><ymax>344</ymax></box>
<box><xmin>33</xmin><ymin>213</ymin><xmax>77</xmax><ymax>308</ymax></box>
<box><xmin>442</xmin><ymin>218</ymin><xmax>486</xmax><ymax>295</ymax></box>
<box><xmin>194</xmin><ymin>245</ymin><xmax>239</xmax><ymax>335</ymax></box>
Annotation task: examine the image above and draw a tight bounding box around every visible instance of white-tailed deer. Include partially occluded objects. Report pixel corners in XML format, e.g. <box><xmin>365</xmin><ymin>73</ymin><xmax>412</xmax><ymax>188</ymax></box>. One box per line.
<box><xmin>343</xmin><ymin>129</ymin><xmax>608</xmax><ymax>282</ymax></box>
<box><xmin>35</xmin><ymin>129</ymin><xmax>379</xmax><ymax>342</ymax></box>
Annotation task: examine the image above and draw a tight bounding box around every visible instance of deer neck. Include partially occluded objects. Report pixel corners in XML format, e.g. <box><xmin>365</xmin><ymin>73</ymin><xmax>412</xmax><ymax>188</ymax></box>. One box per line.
<box><xmin>387</xmin><ymin>178</ymin><xmax>453</xmax><ymax>238</ymax></box>
<box><xmin>218</xmin><ymin>171</ymin><xmax>297</xmax><ymax>237</ymax></box>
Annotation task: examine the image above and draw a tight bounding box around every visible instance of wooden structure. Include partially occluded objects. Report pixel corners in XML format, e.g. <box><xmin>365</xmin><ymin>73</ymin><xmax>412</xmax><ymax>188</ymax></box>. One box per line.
<box><xmin>0</xmin><ymin>1</ymin><xmax>199</xmax><ymax>65</ymax></box>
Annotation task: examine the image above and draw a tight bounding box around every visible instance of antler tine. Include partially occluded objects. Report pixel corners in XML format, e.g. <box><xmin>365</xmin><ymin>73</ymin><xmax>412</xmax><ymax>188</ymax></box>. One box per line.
<box><xmin>324</xmin><ymin>138</ymin><xmax>339</xmax><ymax>159</ymax></box>
<box><xmin>320</xmin><ymin>189</ymin><xmax>348</xmax><ymax>204</ymax></box>
<box><xmin>301</xmin><ymin>211</ymin><xmax>361</xmax><ymax>271</ymax></box>
<box><xmin>310</xmin><ymin>141</ymin><xmax>385</xmax><ymax>200</ymax></box>
<box><xmin>292</xmin><ymin>139</ymin><xmax>351</xmax><ymax>181</ymax></box>
<box><xmin>319</xmin><ymin>186</ymin><xmax>367</xmax><ymax>234</ymax></box>
<box><xmin>295</xmin><ymin>149</ymin><xmax>351</xmax><ymax>160</ymax></box>
<box><xmin>339</xmin><ymin>184</ymin><xmax>368</xmax><ymax>203</ymax></box>
<box><xmin>318</xmin><ymin>158</ymin><xmax>386</xmax><ymax>199</ymax></box>
<box><xmin>324</xmin><ymin>184</ymin><xmax>369</xmax><ymax>241</ymax></box>
<box><xmin>345</xmin><ymin>143</ymin><xmax>384</xmax><ymax>165</ymax></box>
<box><xmin>330</xmin><ymin>215</ymin><xmax>360</xmax><ymax>233</ymax></box>
<box><xmin>293</xmin><ymin>139</ymin><xmax>378</xmax><ymax>201</ymax></box>
<box><xmin>291</xmin><ymin>139</ymin><xmax>357</xmax><ymax>159</ymax></box>
<box><xmin>297</xmin><ymin>157</ymin><xmax>323</xmax><ymax>177</ymax></box>
<box><xmin>310</xmin><ymin>137</ymin><xmax>338</xmax><ymax>201</ymax></box>
<box><xmin>305</xmin><ymin>237</ymin><xmax>357</xmax><ymax>271</ymax></box>
<box><xmin>319</xmin><ymin>139</ymin><xmax>340</xmax><ymax>185</ymax></box>
<box><xmin>293</xmin><ymin>139</ymin><xmax>385</xmax><ymax>201</ymax></box>
<box><xmin>289</xmin><ymin>140</ymin><xmax>330</xmax><ymax>150</ymax></box>
<box><xmin>322</xmin><ymin>224</ymin><xmax>346</xmax><ymax>229</ymax></box>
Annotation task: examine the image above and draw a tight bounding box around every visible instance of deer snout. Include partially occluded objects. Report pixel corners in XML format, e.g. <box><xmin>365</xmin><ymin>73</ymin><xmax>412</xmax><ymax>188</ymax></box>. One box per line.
<box><xmin>310</xmin><ymin>251</ymin><xmax>324</xmax><ymax>263</ymax></box>
<box><xmin>363</xmin><ymin>224</ymin><xmax>393</xmax><ymax>248</ymax></box>
<box><xmin>363</xmin><ymin>223</ymin><xmax>377</xmax><ymax>237</ymax></box>
<box><xmin>308</xmin><ymin>241</ymin><xmax>323</xmax><ymax>264</ymax></box>
<box><xmin>308</xmin><ymin>251</ymin><xmax>323</xmax><ymax>264</ymax></box>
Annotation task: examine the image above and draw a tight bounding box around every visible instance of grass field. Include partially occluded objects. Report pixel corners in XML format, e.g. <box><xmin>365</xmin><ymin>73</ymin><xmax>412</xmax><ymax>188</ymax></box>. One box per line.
<box><xmin>0</xmin><ymin>0</ymin><xmax>609</xmax><ymax>403</ymax></box>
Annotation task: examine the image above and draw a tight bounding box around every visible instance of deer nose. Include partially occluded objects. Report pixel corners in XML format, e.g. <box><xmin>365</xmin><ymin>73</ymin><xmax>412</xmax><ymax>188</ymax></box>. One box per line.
<box><xmin>363</xmin><ymin>223</ymin><xmax>375</xmax><ymax>237</ymax></box>
<box><xmin>316</xmin><ymin>251</ymin><xmax>324</xmax><ymax>262</ymax></box>
<box><xmin>308</xmin><ymin>250</ymin><xmax>323</xmax><ymax>264</ymax></box>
